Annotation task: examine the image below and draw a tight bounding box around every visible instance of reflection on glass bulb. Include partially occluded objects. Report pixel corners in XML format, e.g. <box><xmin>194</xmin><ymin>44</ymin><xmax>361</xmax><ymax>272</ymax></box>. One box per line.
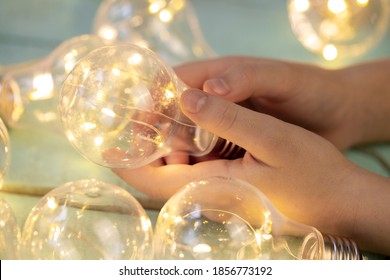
<box><xmin>154</xmin><ymin>177</ymin><xmax>362</xmax><ymax>260</ymax></box>
<box><xmin>0</xmin><ymin>198</ymin><xmax>21</xmax><ymax>259</ymax></box>
<box><xmin>0</xmin><ymin>35</ymin><xmax>110</xmax><ymax>132</ymax></box>
<box><xmin>288</xmin><ymin>0</ymin><xmax>389</xmax><ymax>61</ymax></box>
<box><xmin>60</xmin><ymin>44</ymin><xmax>244</xmax><ymax>169</ymax></box>
<box><xmin>21</xmin><ymin>179</ymin><xmax>153</xmax><ymax>260</ymax></box>
<box><xmin>93</xmin><ymin>0</ymin><xmax>216</xmax><ymax>65</ymax></box>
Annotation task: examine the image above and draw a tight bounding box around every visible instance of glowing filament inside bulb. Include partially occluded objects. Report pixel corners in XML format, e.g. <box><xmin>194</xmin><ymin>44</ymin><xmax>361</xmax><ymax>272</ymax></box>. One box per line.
<box><xmin>49</xmin><ymin>224</ymin><xmax>61</xmax><ymax>241</ymax></box>
<box><xmin>30</xmin><ymin>73</ymin><xmax>54</xmax><ymax>100</ymax></box>
<box><xmin>164</xmin><ymin>88</ymin><xmax>175</xmax><ymax>99</ymax></box>
<box><xmin>154</xmin><ymin>135</ymin><xmax>164</xmax><ymax>148</ymax></box>
<box><xmin>128</xmin><ymin>53</ymin><xmax>143</xmax><ymax>65</ymax></box>
<box><xmin>173</xmin><ymin>216</ymin><xmax>183</xmax><ymax>223</ymax></box>
<box><xmin>293</xmin><ymin>0</ymin><xmax>310</xmax><ymax>12</ymax></box>
<box><xmin>193</xmin><ymin>243</ymin><xmax>212</xmax><ymax>254</ymax></box>
<box><xmin>141</xmin><ymin>216</ymin><xmax>152</xmax><ymax>232</ymax></box>
<box><xmin>322</xmin><ymin>44</ymin><xmax>338</xmax><ymax>60</ymax></box>
<box><xmin>357</xmin><ymin>0</ymin><xmax>369</xmax><ymax>7</ymax></box>
<box><xmin>96</xmin><ymin>90</ymin><xmax>105</xmax><ymax>102</ymax></box>
<box><xmin>327</xmin><ymin>0</ymin><xmax>347</xmax><ymax>14</ymax></box>
<box><xmin>111</xmin><ymin>68</ymin><xmax>121</xmax><ymax>76</ymax></box>
<box><xmin>149</xmin><ymin>0</ymin><xmax>166</xmax><ymax>13</ymax></box>
<box><xmin>46</xmin><ymin>197</ymin><xmax>58</xmax><ymax>210</ymax></box>
<box><xmin>94</xmin><ymin>136</ymin><xmax>104</xmax><ymax>146</ymax></box>
<box><xmin>97</xmin><ymin>25</ymin><xmax>118</xmax><ymax>40</ymax></box>
<box><xmin>101</xmin><ymin>107</ymin><xmax>116</xmax><ymax>118</ymax></box>
<box><xmin>82</xmin><ymin>122</ymin><xmax>96</xmax><ymax>131</ymax></box>
<box><xmin>64</xmin><ymin>50</ymin><xmax>79</xmax><ymax>73</ymax></box>
<box><xmin>159</xmin><ymin>9</ymin><xmax>173</xmax><ymax>22</ymax></box>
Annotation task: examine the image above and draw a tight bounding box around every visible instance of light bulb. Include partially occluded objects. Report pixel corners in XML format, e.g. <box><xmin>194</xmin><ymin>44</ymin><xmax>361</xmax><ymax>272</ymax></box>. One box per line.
<box><xmin>0</xmin><ymin>118</ymin><xmax>14</xmax><ymax>259</ymax></box>
<box><xmin>0</xmin><ymin>198</ymin><xmax>21</xmax><ymax>260</ymax></box>
<box><xmin>288</xmin><ymin>0</ymin><xmax>389</xmax><ymax>61</ymax></box>
<box><xmin>0</xmin><ymin>35</ymin><xmax>110</xmax><ymax>133</ymax></box>
<box><xmin>60</xmin><ymin>44</ymin><xmax>244</xmax><ymax>169</ymax></box>
<box><xmin>21</xmin><ymin>179</ymin><xmax>153</xmax><ymax>260</ymax></box>
<box><xmin>153</xmin><ymin>176</ymin><xmax>362</xmax><ymax>260</ymax></box>
<box><xmin>93</xmin><ymin>0</ymin><xmax>216</xmax><ymax>65</ymax></box>
<box><xmin>0</xmin><ymin>117</ymin><xmax>10</xmax><ymax>185</ymax></box>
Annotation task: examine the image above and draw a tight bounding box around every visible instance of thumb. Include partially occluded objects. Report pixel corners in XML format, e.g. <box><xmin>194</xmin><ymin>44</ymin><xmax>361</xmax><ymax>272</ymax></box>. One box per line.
<box><xmin>180</xmin><ymin>88</ymin><xmax>290</xmax><ymax>163</ymax></box>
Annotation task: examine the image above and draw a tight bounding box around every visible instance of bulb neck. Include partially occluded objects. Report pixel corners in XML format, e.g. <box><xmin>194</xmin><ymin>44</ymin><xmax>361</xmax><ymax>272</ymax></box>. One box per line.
<box><xmin>322</xmin><ymin>233</ymin><xmax>362</xmax><ymax>260</ymax></box>
<box><xmin>0</xmin><ymin>74</ymin><xmax>23</xmax><ymax>128</ymax></box>
<box><xmin>0</xmin><ymin>75</ymin><xmax>12</xmax><ymax>126</ymax></box>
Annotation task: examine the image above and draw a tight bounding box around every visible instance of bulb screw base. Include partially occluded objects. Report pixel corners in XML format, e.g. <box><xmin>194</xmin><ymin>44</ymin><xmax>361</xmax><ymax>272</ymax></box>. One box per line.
<box><xmin>322</xmin><ymin>233</ymin><xmax>362</xmax><ymax>260</ymax></box>
<box><xmin>212</xmin><ymin>138</ymin><xmax>246</xmax><ymax>159</ymax></box>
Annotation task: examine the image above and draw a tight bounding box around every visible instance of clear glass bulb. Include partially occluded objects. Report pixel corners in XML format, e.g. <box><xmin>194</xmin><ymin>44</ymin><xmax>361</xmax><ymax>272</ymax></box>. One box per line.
<box><xmin>60</xmin><ymin>44</ymin><xmax>243</xmax><ymax>169</ymax></box>
<box><xmin>0</xmin><ymin>118</ymin><xmax>14</xmax><ymax>259</ymax></box>
<box><xmin>0</xmin><ymin>117</ymin><xmax>10</xmax><ymax>186</ymax></box>
<box><xmin>153</xmin><ymin>176</ymin><xmax>362</xmax><ymax>260</ymax></box>
<box><xmin>20</xmin><ymin>179</ymin><xmax>154</xmax><ymax>260</ymax></box>
<box><xmin>93</xmin><ymin>0</ymin><xmax>216</xmax><ymax>65</ymax></box>
<box><xmin>0</xmin><ymin>35</ymin><xmax>110</xmax><ymax>133</ymax></box>
<box><xmin>288</xmin><ymin>0</ymin><xmax>389</xmax><ymax>61</ymax></box>
<box><xmin>0</xmin><ymin>198</ymin><xmax>21</xmax><ymax>260</ymax></box>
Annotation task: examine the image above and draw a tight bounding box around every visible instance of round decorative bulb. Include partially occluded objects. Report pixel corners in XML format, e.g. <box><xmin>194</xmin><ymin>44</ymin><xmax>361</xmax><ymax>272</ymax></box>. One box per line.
<box><xmin>0</xmin><ymin>199</ymin><xmax>21</xmax><ymax>259</ymax></box>
<box><xmin>60</xmin><ymin>44</ymin><xmax>243</xmax><ymax>169</ymax></box>
<box><xmin>153</xmin><ymin>176</ymin><xmax>361</xmax><ymax>260</ymax></box>
<box><xmin>93</xmin><ymin>0</ymin><xmax>216</xmax><ymax>65</ymax></box>
<box><xmin>21</xmin><ymin>179</ymin><xmax>153</xmax><ymax>260</ymax></box>
<box><xmin>0</xmin><ymin>119</ymin><xmax>13</xmax><ymax>259</ymax></box>
<box><xmin>0</xmin><ymin>35</ymin><xmax>110</xmax><ymax>132</ymax></box>
<box><xmin>0</xmin><ymin>117</ymin><xmax>10</xmax><ymax>185</ymax></box>
<box><xmin>288</xmin><ymin>0</ymin><xmax>389</xmax><ymax>61</ymax></box>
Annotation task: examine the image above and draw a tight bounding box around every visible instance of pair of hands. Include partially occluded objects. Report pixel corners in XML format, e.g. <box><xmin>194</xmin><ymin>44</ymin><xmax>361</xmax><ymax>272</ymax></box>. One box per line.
<box><xmin>113</xmin><ymin>57</ymin><xmax>390</xmax><ymax>255</ymax></box>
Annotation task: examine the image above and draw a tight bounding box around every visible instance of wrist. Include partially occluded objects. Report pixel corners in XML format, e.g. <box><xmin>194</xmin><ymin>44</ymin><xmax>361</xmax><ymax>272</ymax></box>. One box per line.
<box><xmin>337</xmin><ymin>62</ymin><xmax>390</xmax><ymax>146</ymax></box>
<box><xmin>333</xmin><ymin>165</ymin><xmax>390</xmax><ymax>255</ymax></box>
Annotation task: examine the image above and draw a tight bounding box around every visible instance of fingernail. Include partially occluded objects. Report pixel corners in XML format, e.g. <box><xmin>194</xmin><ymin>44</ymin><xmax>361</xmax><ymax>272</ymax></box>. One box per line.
<box><xmin>205</xmin><ymin>78</ymin><xmax>230</xmax><ymax>95</ymax></box>
<box><xmin>181</xmin><ymin>89</ymin><xmax>208</xmax><ymax>114</ymax></box>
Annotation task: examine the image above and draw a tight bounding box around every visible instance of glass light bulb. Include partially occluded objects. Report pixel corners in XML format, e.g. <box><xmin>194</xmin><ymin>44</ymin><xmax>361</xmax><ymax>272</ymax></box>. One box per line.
<box><xmin>0</xmin><ymin>198</ymin><xmax>21</xmax><ymax>260</ymax></box>
<box><xmin>20</xmin><ymin>179</ymin><xmax>153</xmax><ymax>260</ymax></box>
<box><xmin>93</xmin><ymin>0</ymin><xmax>216</xmax><ymax>65</ymax></box>
<box><xmin>0</xmin><ymin>118</ymin><xmax>14</xmax><ymax>259</ymax></box>
<box><xmin>288</xmin><ymin>0</ymin><xmax>389</xmax><ymax>61</ymax></box>
<box><xmin>0</xmin><ymin>35</ymin><xmax>110</xmax><ymax>132</ymax></box>
<box><xmin>0</xmin><ymin>117</ymin><xmax>10</xmax><ymax>185</ymax></box>
<box><xmin>60</xmin><ymin>44</ymin><xmax>243</xmax><ymax>169</ymax></box>
<box><xmin>153</xmin><ymin>176</ymin><xmax>362</xmax><ymax>260</ymax></box>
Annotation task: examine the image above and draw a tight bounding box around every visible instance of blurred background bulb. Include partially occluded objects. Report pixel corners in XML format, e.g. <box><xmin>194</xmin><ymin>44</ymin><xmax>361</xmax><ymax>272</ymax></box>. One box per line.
<box><xmin>21</xmin><ymin>179</ymin><xmax>153</xmax><ymax>260</ymax></box>
<box><xmin>0</xmin><ymin>35</ymin><xmax>110</xmax><ymax>133</ymax></box>
<box><xmin>93</xmin><ymin>0</ymin><xmax>216</xmax><ymax>65</ymax></box>
<box><xmin>60</xmin><ymin>44</ymin><xmax>243</xmax><ymax>169</ymax></box>
<box><xmin>0</xmin><ymin>118</ymin><xmax>14</xmax><ymax>259</ymax></box>
<box><xmin>0</xmin><ymin>198</ymin><xmax>21</xmax><ymax>260</ymax></box>
<box><xmin>0</xmin><ymin>117</ymin><xmax>10</xmax><ymax>186</ymax></box>
<box><xmin>288</xmin><ymin>0</ymin><xmax>390</xmax><ymax>61</ymax></box>
<box><xmin>153</xmin><ymin>176</ymin><xmax>362</xmax><ymax>260</ymax></box>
